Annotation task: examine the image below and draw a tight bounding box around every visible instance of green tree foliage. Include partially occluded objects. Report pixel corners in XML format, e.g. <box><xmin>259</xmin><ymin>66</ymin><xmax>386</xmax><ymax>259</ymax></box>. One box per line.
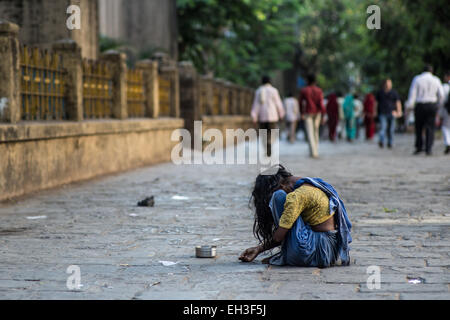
<box><xmin>361</xmin><ymin>0</ymin><xmax>450</xmax><ymax>97</ymax></box>
<box><xmin>177</xmin><ymin>0</ymin><xmax>302</xmax><ymax>87</ymax></box>
<box><xmin>99</xmin><ymin>35</ymin><xmax>126</xmax><ymax>53</ymax></box>
<box><xmin>177</xmin><ymin>0</ymin><xmax>448</xmax><ymax>96</ymax></box>
<box><xmin>292</xmin><ymin>0</ymin><xmax>365</xmax><ymax>93</ymax></box>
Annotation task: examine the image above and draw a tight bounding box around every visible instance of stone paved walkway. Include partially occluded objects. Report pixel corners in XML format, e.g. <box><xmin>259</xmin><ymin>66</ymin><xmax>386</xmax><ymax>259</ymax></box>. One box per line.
<box><xmin>0</xmin><ymin>134</ymin><xmax>449</xmax><ymax>300</ymax></box>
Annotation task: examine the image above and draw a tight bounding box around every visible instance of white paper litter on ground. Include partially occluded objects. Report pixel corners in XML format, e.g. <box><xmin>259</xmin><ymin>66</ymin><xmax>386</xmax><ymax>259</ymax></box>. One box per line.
<box><xmin>172</xmin><ymin>196</ymin><xmax>189</xmax><ymax>200</ymax></box>
<box><xmin>129</xmin><ymin>214</ymin><xmax>139</xmax><ymax>217</ymax></box>
<box><xmin>408</xmin><ymin>278</ymin><xmax>424</xmax><ymax>284</ymax></box>
<box><xmin>407</xmin><ymin>276</ymin><xmax>425</xmax><ymax>284</ymax></box>
<box><xmin>408</xmin><ymin>279</ymin><xmax>422</xmax><ymax>284</ymax></box>
<box><xmin>26</xmin><ymin>216</ymin><xmax>47</xmax><ymax>220</ymax></box>
<box><xmin>159</xmin><ymin>261</ymin><xmax>179</xmax><ymax>266</ymax></box>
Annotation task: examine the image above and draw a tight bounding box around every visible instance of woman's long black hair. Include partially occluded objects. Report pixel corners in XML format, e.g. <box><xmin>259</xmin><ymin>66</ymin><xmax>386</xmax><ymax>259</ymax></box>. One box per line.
<box><xmin>250</xmin><ymin>165</ymin><xmax>293</xmax><ymax>249</ymax></box>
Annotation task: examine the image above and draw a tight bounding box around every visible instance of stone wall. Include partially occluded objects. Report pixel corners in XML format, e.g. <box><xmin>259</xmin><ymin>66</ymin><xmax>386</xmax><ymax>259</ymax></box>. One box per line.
<box><xmin>0</xmin><ymin>119</ymin><xmax>183</xmax><ymax>201</ymax></box>
<box><xmin>0</xmin><ymin>0</ymin><xmax>99</xmax><ymax>59</ymax></box>
<box><xmin>201</xmin><ymin>116</ymin><xmax>256</xmax><ymax>149</ymax></box>
<box><xmin>0</xmin><ymin>21</ymin><xmax>183</xmax><ymax>201</ymax></box>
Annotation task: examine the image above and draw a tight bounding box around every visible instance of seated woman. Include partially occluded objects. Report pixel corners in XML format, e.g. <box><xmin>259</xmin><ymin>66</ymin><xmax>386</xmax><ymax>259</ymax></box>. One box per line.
<box><xmin>239</xmin><ymin>165</ymin><xmax>352</xmax><ymax>268</ymax></box>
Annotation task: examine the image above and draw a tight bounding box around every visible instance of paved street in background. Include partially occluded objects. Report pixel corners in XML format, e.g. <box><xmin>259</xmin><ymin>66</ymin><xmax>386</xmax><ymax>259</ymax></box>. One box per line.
<box><xmin>0</xmin><ymin>134</ymin><xmax>449</xmax><ymax>299</ymax></box>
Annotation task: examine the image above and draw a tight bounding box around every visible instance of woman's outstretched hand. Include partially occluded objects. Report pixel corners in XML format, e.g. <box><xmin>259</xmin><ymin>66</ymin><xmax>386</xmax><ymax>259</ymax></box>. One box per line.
<box><xmin>239</xmin><ymin>246</ymin><xmax>261</xmax><ymax>262</ymax></box>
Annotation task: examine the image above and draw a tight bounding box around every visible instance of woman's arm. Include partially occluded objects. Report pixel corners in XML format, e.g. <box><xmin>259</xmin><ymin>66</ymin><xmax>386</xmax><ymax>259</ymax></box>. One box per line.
<box><xmin>239</xmin><ymin>230</ymin><xmax>286</xmax><ymax>263</ymax></box>
<box><xmin>273</xmin><ymin>227</ymin><xmax>289</xmax><ymax>243</ymax></box>
<box><xmin>258</xmin><ymin>228</ymin><xmax>288</xmax><ymax>252</ymax></box>
<box><xmin>278</xmin><ymin>191</ymin><xmax>305</xmax><ymax>230</ymax></box>
<box><xmin>240</xmin><ymin>192</ymin><xmax>303</xmax><ymax>263</ymax></box>
<box><xmin>239</xmin><ymin>227</ymin><xmax>289</xmax><ymax>262</ymax></box>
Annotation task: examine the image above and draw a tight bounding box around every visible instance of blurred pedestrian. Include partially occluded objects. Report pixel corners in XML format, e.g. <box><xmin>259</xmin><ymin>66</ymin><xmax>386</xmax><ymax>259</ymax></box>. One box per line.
<box><xmin>251</xmin><ymin>76</ymin><xmax>285</xmax><ymax>157</ymax></box>
<box><xmin>283</xmin><ymin>93</ymin><xmax>300</xmax><ymax>143</ymax></box>
<box><xmin>343</xmin><ymin>94</ymin><xmax>356</xmax><ymax>142</ymax></box>
<box><xmin>376</xmin><ymin>79</ymin><xmax>402</xmax><ymax>149</ymax></box>
<box><xmin>363</xmin><ymin>92</ymin><xmax>377</xmax><ymax>140</ymax></box>
<box><xmin>326</xmin><ymin>93</ymin><xmax>339</xmax><ymax>142</ymax></box>
<box><xmin>299</xmin><ymin>74</ymin><xmax>326</xmax><ymax>158</ymax></box>
<box><xmin>406</xmin><ymin>65</ymin><xmax>444</xmax><ymax>156</ymax></box>
<box><xmin>353</xmin><ymin>94</ymin><xmax>363</xmax><ymax>140</ymax></box>
<box><xmin>336</xmin><ymin>92</ymin><xmax>346</xmax><ymax>140</ymax></box>
<box><xmin>439</xmin><ymin>70</ymin><xmax>450</xmax><ymax>154</ymax></box>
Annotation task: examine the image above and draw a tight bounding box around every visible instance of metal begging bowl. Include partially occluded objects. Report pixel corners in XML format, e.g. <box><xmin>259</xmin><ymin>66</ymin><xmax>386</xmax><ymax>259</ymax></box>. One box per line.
<box><xmin>195</xmin><ymin>245</ymin><xmax>217</xmax><ymax>258</ymax></box>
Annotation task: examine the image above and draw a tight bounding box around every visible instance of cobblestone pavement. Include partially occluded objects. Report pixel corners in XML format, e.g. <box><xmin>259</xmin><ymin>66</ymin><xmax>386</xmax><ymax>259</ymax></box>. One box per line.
<box><xmin>0</xmin><ymin>134</ymin><xmax>449</xmax><ymax>300</ymax></box>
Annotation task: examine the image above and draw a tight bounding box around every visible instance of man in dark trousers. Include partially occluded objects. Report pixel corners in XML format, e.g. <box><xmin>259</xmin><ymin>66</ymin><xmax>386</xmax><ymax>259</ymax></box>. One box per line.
<box><xmin>375</xmin><ymin>79</ymin><xmax>403</xmax><ymax>149</ymax></box>
<box><xmin>406</xmin><ymin>65</ymin><xmax>445</xmax><ymax>156</ymax></box>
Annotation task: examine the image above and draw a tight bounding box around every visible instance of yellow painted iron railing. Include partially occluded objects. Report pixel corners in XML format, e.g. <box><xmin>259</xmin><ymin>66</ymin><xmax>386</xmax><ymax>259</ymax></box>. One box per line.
<box><xmin>247</xmin><ymin>90</ymin><xmax>255</xmax><ymax>114</ymax></box>
<box><xmin>199</xmin><ymin>82</ymin><xmax>209</xmax><ymax>115</ymax></box>
<box><xmin>212</xmin><ymin>85</ymin><xmax>221</xmax><ymax>116</ymax></box>
<box><xmin>82</xmin><ymin>59</ymin><xmax>114</xmax><ymax>119</ymax></box>
<box><xmin>127</xmin><ymin>69</ymin><xmax>146</xmax><ymax>117</ymax></box>
<box><xmin>20</xmin><ymin>46</ymin><xmax>67</xmax><ymax>121</ymax></box>
<box><xmin>238</xmin><ymin>89</ymin><xmax>246</xmax><ymax>114</ymax></box>
<box><xmin>158</xmin><ymin>75</ymin><xmax>171</xmax><ymax>117</ymax></box>
<box><xmin>222</xmin><ymin>86</ymin><xmax>230</xmax><ymax>115</ymax></box>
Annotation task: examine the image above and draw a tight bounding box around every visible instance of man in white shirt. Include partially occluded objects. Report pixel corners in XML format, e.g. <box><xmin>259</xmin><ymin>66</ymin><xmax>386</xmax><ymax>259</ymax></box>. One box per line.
<box><xmin>283</xmin><ymin>93</ymin><xmax>300</xmax><ymax>143</ymax></box>
<box><xmin>440</xmin><ymin>71</ymin><xmax>450</xmax><ymax>154</ymax></box>
<box><xmin>406</xmin><ymin>65</ymin><xmax>445</xmax><ymax>156</ymax></box>
<box><xmin>251</xmin><ymin>76</ymin><xmax>285</xmax><ymax>156</ymax></box>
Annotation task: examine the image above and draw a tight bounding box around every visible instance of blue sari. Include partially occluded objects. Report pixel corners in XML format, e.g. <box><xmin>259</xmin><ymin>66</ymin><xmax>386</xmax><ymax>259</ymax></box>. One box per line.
<box><xmin>268</xmin><ymin>178</ymin><xmax>352</xmax><ymax>267</ymax></box>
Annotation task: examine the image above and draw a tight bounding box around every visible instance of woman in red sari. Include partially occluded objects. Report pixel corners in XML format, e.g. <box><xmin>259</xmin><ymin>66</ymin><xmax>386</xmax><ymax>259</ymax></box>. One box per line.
<box><xmin>363</xmin><ymin>93</ymin><xmax>376</xmax><ymax>140</ymax></box>
<box><xmin>326</xmin><ymin>93</ymin><xmax>339</xmax><ymax>142</ymax></box>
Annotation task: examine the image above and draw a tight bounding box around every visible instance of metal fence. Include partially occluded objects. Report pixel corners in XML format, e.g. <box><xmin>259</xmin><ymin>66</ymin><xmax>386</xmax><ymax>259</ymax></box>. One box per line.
<box><xmin>127</xmin><ymin>69</ymin><xmax>146</xmax><ymax>117</ymax></box>
<box><xmin>212</xmin><ymin>84</ymin><xmax>221</xmax><ymax>115</ymax></box>
<box><xmin>20</xmin><ymin>46</ymin><xmax>67</xmax><ymax>121</ymax></box>
<box><xmin>82</xmin><ymin>59</ymin><xmax>114</xmax><ymax>119</ymax></box>
<box><xmin>17</xmin><ymin>47</ymin><xmax>252</xmax><ymax>122</ymax></box>
<box><xmin>158</xmin><ymin>75</ymin><xmax>171</xmax><ymax>117</ymax></box>
<box><xmin>238</xmin><ymin>88</ymin><xmax>246</xmax><ymax>114</ymax></box>
<box><xmin>222</xmin><ymin>84</ymin><xmax>230</xmax><ymax>115</ymax></box>
<box><xmin>199</xmin><ymin>81</ymin><xmax>210</xmax><ymax>115</ymax></box>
